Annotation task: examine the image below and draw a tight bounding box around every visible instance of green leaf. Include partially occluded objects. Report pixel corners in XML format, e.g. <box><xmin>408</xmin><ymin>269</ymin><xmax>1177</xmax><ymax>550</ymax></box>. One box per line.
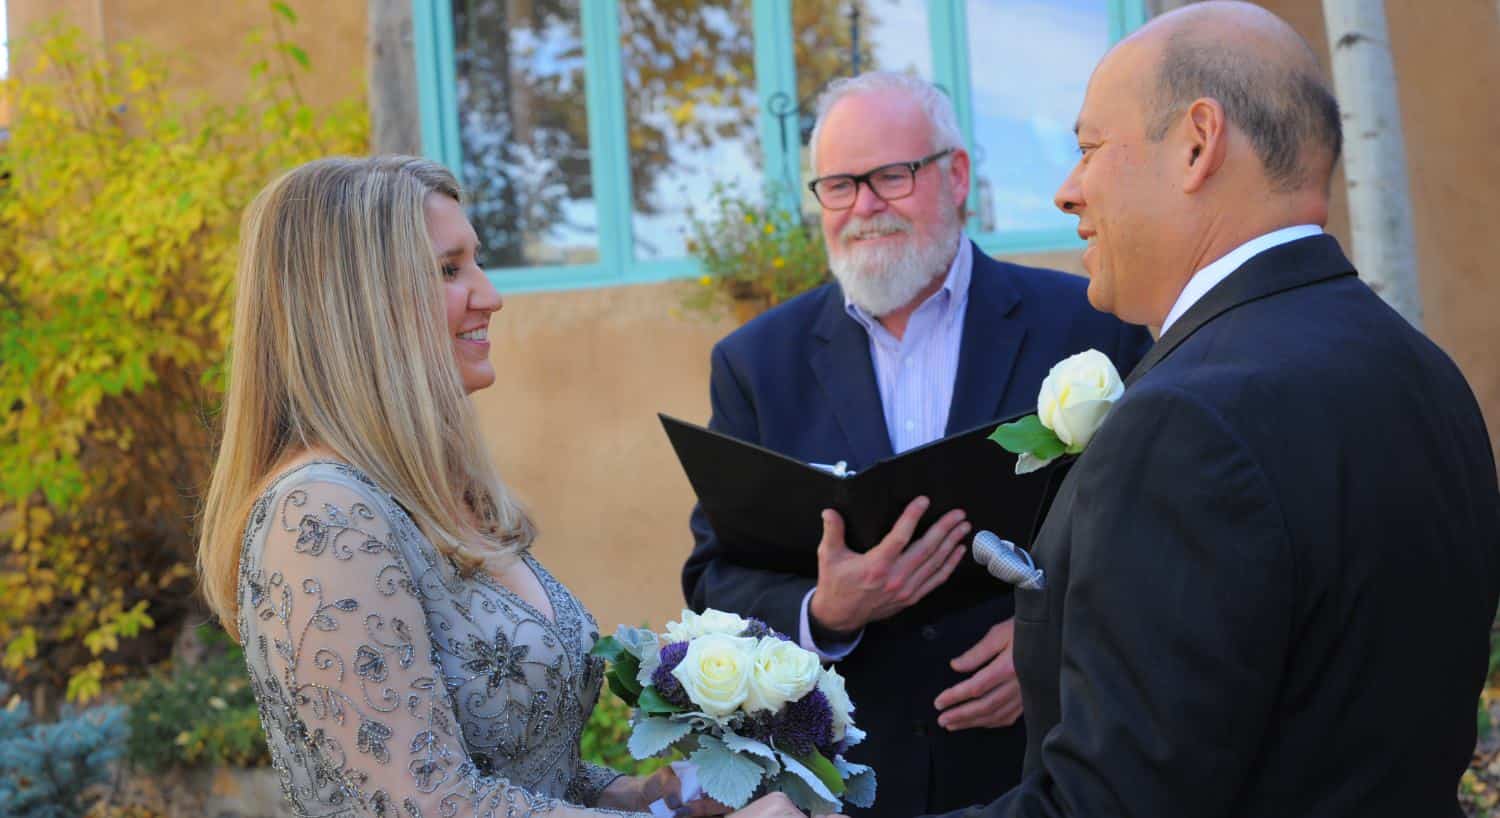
<box><xmin>66</xmin><ymin>663</ymin><xmax>105</xmax><ymax>703</ymax></box>
<box><xmin>281</xmin><ymin>43</ymin><xmax>310</xmax><ymax>69</ymax></box>
<box><xmin>636</xmin><ymin>686</ymin><xmax>681</xmax><ymax>715</ymax></box>
<box><xmin>3</xmin><ymin>628</ymin><xmax>38</xmax><ymax>671</ymax></box>
<box><xmin>270</xmin><ymin>2</ymin><xmax>297</xmax><ymax>23</ymax></box>
<box><xmin>590</xmin><ymin>635</ymin><xmax>625</xmax><ymax>662</ymax></box>
<box><xmin>989</xmin><ymin>415</ymin><xmax>1067</xmax><ymax>461</ymax></box>
<box><xmin>606</xmin><ymin>673</ymin><xmax>639</xmax><ymax>706</ymax></box>
<box><xmin>833</xmin><ymin>757</ymin><xmax>876</xmax><ymax>808</ymax></box>
<box><xmin>790</xmin><ymin>749</ymin><xmax>845</xmax><ymax>796</ymax></box>
<box><xmin>614</xmin><ymin>653</ymin><xmax>642</xmax><ymax>692</ymax></box>
<box><xmin>626</xmin><ymin>715</ymin><xmax>692</xmax><ymax>759</ymax></box>
<box><xmin>773</xmin><ymin>770</ymin><xmax>838</xmax><ymax>815</ymax></box>
<box><xmin>691</xmin><ymin>735</ymin><xmax>767</xmax><ymax>808</ymax></box>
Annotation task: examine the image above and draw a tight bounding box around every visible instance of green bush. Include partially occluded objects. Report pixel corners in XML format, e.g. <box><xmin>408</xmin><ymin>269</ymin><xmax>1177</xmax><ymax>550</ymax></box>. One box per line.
<box><xmin>0</xmin><ymin>6</ymin><xmax>367</xmax><ymax>706</ymax></box>
<box><xmin>120</xmin><ymin>625</ymin><xmax>267</xmax><ymax>771</ymax></box>
<box><xmin>682</xmin><ymin>183</ymin><xmax>830</xmax><ymax>317</ymax></box>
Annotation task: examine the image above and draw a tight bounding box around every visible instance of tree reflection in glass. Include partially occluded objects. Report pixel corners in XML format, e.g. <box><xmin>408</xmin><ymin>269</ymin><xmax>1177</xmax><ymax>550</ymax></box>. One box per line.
<box><xmin>454</xmin><ymin>0</ymin><xmax>600</xmax><ymax>269</ymax></box>
<box><xmin>619</xmin><ymin>1</ymin><xmax>759</xmax><ymax>261</ymax></box>
<box><xmin>792</xmin><ymin>0</ymin><xmax>929</xmax><ymax>208</ymax></box>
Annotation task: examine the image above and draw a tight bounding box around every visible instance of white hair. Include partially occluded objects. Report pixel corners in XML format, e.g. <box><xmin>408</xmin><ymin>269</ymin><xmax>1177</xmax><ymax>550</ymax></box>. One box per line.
<box><xmin>809</xmin><ymin>71</ymin><xmax>964</xmax><ymax>171</ymax></box>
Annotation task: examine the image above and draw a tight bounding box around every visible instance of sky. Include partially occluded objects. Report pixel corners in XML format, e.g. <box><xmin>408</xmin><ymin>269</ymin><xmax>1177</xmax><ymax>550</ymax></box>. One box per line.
<box><xmin>1</xmin><ymin>0</ymin><xmax>9</xmax><ymax>80</ymax></box>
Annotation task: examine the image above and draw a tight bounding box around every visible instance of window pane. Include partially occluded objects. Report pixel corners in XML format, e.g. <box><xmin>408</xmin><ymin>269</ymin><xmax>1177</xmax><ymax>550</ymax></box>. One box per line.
<box><xmin>791</xmin><ymin>1</ymin><xmax>933</xmax><ymax>201</ymax></box>
<box><xmin>619</xmin><ymin>1</ymin><xmax>759</xmax><ymax>261</ymax></box>
<box><xmin>966</xmin><ymin>0</ymin><xmax>1110</xmax><ymax>234</ymax></box>
<box><xmin>454</xmin><ymin>0</ymin><xmax>599</xmax><ymax>268</ymax></box>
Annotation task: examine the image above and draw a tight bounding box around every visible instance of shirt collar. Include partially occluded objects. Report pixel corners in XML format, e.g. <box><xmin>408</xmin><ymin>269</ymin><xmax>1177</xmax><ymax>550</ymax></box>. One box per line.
<box><xmin>1160</xmin><ymin>225</ymin><xmax>1323</xmax><ymax>336</ymax></box>
<box><xmin>844</xmin><ymin>233</ymin><xmax>972</xmax><ymax>336</ymax></box>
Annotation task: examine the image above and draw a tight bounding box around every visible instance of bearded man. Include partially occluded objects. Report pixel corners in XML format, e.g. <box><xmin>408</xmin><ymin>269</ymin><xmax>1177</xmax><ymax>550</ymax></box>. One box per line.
<box><xmin>680</xmin><ymin>72</ymin><xmax>1151</xmax><ymax>818</ymax></box>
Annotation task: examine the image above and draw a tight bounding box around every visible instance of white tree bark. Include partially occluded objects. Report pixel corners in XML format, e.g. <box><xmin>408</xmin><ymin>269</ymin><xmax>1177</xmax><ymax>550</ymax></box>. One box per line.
<box><xmin>1323</xmin><ymin>0</ymin><xmax>1423</xmax><ymax>328</ymax></box>
<box><xmin>368</xmin><ymin>0</ymin><xmax>423</xmax><ymax>156</ymax></box>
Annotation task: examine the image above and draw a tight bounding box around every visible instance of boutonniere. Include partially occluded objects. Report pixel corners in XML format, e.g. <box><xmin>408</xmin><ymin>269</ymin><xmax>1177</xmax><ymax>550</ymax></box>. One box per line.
<box><xmin>990</xmin><ymin>349</ymin><xmax>1124</xmax><ymax>474</ymax></box>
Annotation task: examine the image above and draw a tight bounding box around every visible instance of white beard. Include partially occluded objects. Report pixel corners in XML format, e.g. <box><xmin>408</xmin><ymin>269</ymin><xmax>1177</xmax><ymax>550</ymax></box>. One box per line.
<box><xmin>828</xmin><ymin>210</ymin><xmax>962</xmax><ymax>317</ymax></box>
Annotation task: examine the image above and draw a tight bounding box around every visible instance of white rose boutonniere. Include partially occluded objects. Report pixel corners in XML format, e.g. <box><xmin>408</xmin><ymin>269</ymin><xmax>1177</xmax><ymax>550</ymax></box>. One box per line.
<box><xmin>990</xmin><ymin>349</ymin><xmax>1124</xmax><ymax>474</ymax></box>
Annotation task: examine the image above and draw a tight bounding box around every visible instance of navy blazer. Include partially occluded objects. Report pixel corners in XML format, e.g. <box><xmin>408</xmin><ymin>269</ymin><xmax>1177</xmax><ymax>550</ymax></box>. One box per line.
<box><xmin>952</xmin><ymin>235</ymin><xmax>1500</xmax><ymax>818</ymax></box>
<box><xmin>682</xmin><ymin>244</ymin><xmax>1151</xmax><ymax>818</ymax></box>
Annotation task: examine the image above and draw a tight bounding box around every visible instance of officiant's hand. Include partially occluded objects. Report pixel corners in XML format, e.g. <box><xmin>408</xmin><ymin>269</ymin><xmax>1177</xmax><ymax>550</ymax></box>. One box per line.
<box><xmin>808</xmin><ymin>496</ymin><xmax>971</xmax><ymax>634</ymax></box>
<box><xmin>730</xmin><ymin>793</ymin><xmax>808</xmax><ymax>818</ymax></box>
<box><xmin>934</xmin><ymin>617</ymin><xmax>1023</xmax><ymax>730</ymax></box>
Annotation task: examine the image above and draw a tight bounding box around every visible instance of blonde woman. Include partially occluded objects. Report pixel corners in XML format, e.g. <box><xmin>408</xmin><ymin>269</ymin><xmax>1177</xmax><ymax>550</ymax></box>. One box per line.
<box><xmin>198</xmin><ymin>156</ymin><xmax>803</xmax><ymax>818</ymax></box>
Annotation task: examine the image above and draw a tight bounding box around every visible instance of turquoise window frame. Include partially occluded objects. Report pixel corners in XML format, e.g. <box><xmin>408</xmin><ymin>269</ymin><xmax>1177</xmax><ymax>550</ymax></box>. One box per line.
<box><xmin>412</xmin><ymin>0</ymin><xmax>1148</xmax><ymax>293</ymax></box>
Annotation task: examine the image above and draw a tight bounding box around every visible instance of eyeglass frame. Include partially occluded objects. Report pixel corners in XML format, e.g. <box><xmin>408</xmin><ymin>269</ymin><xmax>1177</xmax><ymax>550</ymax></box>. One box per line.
<box><xmin>805</xmin><ymin>148</ymin><xmax>956</xmax><ymax>210</ymax></box>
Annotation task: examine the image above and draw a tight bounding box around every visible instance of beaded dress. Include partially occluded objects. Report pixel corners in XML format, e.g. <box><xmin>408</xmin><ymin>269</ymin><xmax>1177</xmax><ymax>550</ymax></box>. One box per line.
<box><xmin>237</xmin><ymin>461</ymin><xmax>646</xmax><ymax>818</ymax></box>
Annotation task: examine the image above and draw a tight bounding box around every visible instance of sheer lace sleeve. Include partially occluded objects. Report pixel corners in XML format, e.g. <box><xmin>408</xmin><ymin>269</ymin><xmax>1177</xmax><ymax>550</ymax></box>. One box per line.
<box><xmin>238</xmin><ymin>472</ymin><xmax>647</xmax><ymax>818</ymax></box>
<box><xmin>567</xmin><ymin>763</ymin><xmax>625</xmax><ymax>807</ymax></box>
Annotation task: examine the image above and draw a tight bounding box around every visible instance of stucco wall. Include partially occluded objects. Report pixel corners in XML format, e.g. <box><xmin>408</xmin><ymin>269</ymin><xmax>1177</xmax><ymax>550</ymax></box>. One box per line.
<box><xmin>6</xmin><ymin>0</ymin><xmax>365</xmax><ymax>112</ymax></box>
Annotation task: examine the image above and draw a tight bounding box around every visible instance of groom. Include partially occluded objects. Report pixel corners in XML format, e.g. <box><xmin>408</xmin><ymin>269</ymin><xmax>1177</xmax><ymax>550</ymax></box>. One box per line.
<box><xmin>945</xmin><ymin>3</ymin><xmax>1500</xmax><ymax>817</ymax></box>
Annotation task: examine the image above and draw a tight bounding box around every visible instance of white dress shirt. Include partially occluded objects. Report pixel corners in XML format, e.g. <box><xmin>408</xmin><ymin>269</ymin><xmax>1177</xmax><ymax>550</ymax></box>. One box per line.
<box><xmin>1160</xmin><ymin>224</ymin><xmax>1323</xmax><ymax>336</ymax></box>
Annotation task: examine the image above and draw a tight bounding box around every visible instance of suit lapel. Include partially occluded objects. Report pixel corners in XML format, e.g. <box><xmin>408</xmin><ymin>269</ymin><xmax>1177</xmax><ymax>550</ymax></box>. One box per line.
<box><xmin>1125</xmin><ymin>234</ymin><xmax>1358</xmax><ymax>388</ymax></box>
<box><xmin>810</xmin><ymin>288</ymin><xmax>894</xmax><ymax>466</ymax></box>
<box><xmin>947</xmin><ymin>245</ymin><xmax>1026</xmax><ymax>433</ymax></box>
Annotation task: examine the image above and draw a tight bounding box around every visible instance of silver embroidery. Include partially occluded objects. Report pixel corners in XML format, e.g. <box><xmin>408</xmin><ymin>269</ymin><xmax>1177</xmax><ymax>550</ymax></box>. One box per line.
<box><xmin>237</xmin><ymin>463</ymin><xmax>643</xmax><ymax>818</ymax></box>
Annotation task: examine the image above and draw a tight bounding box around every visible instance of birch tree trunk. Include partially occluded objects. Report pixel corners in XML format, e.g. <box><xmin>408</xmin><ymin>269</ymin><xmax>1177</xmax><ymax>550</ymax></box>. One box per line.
<box><xmin>368</xmin><ymin>0</ymin><xmax>423</xmax><ymax>155</ymax></box>
<box><xmin>1323</xmin><ymin>0</ymin><xmax>1423</xmax><ymax>327</ymax></box>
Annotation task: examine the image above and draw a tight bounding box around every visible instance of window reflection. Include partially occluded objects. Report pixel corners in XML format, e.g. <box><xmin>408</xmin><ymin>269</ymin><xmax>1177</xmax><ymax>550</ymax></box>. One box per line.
<box><xmin>965</xmin><ymin>0</ymin><xmax>1109</xmax><ymax>234</ymax></box>
<box><xmin>619</xmin><ymin>0</ymin><xmax>759</xmax><ymax>261</ymax></box>
<box><xmin>792</xmin><ymin>1</ymin><xmax>933</xmax><ymax>204</ymax></box>
<box><xmin>454</xmin><ymin>0</ymin><xmax>600</xmax><ymax>268</ymax></box>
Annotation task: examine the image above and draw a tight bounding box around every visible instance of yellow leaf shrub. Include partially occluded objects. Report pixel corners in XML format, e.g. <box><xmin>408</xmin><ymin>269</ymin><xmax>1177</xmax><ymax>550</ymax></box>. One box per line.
<box><xmin>0</xmin><ymin>18</ymin><xmax>368</xmax><ymax>703</ymax></box>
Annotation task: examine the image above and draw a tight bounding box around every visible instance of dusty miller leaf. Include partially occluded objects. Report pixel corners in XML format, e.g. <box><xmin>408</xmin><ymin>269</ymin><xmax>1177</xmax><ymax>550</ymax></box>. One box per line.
<box><xmin>627</xmin><ymin>715</ymin><xmax>693</xmax><ymax>760</ymax></box>
<box><xmin>690</xmin><ymin>735</ymin><xmax>767</xmax><ymax>809</ymax></box>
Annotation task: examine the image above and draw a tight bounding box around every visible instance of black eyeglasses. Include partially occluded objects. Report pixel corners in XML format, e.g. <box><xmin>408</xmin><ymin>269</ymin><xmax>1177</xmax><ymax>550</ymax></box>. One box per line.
<box><xmin>806</xmin><ymin>149</ymin><xmax>955</xmax><ymax>210</ymax></box>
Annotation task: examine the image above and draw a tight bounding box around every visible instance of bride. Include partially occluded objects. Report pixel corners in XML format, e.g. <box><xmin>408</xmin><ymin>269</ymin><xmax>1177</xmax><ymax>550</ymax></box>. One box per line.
<box><xmin>196</xmin><ymin>156</ymin><xmax>806</xmax><ymax>818</ymax></box>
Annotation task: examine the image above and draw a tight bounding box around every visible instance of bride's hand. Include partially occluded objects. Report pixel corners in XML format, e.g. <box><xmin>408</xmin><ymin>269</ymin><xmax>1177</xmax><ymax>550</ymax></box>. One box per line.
<box><xmin>640</xmin><ymin>765</ymin><xmax>731</xmax><ymax>817</ymax></box>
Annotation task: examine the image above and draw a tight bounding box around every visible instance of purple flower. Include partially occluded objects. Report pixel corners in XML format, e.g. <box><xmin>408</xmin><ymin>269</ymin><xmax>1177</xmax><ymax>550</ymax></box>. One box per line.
<box><xmin>651</xmin><ymin>641</ymin><xmax>692</xmax><ymax>709</ymax></box>
<box><xmin>772</xmin><ymin>689</ymin><xmax>836</xmax><ymax>757</ymax></box>
<box><xmin>739</xmin><ymin>618</ymin><xmax>793</xmax><ymax>642</ymax></box>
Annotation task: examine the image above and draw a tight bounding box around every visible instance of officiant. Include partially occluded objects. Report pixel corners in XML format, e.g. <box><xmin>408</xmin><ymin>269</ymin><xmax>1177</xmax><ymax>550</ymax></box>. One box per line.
<box><xmin>680</xmin><ymin>72</ymin><xmax>1149</xmax><ymax>818</ymax></box>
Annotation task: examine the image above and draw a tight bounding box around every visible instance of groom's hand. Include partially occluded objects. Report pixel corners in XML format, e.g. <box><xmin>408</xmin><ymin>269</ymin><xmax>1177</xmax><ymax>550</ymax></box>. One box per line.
<box><xmin>934</xmin><ymin>618</ymin><xmax>1023</xmax><ymax>730</ymax></box>
<box><xmin>808</xmin><ymin>496</ymin><xmax>970</xmax><ymax>634</ymax></box>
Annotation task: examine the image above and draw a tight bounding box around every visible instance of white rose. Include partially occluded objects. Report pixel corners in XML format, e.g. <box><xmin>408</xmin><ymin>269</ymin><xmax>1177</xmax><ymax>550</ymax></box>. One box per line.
<box><xmin>817</xmin><ymin>666</ymin><xmax>855</xmax><ymax>741</ymax></box>
<box><xmin>1036</xmin><ymin>349</ymin><xmax>1124</xmax><ymax>450</ymax></box>
<box><xmin>743</xmin><ymin>638</ymin><xmax>822</xmax><ymax>713</ymax></box>
<box><xmin>670</xmin><ymin>633</ymin><xmax>757</xmax><ymax>717</ymax></box>
<box><xmin>664</xmin><ymin>608</ymin><xmax>751</xmax><ymax>642</ymax></box>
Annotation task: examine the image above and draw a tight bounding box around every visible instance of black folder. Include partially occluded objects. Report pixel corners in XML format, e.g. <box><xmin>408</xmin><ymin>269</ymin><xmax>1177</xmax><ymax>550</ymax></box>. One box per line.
<box><xmin>661</xmin><ymin>413</ymin><xmax>1055</xmax><ymax>579</ymax></box>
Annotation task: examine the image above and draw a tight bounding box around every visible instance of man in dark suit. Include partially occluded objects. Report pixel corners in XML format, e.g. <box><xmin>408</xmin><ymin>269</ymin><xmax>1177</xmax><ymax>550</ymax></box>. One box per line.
<box><xmin>680</xmin><ymin>72</ymin><xmax>1150</xmax><ymax>818</ymax></box>
<box><xmin>942</xmin><ymin>3</ymin><xmax>1500</xmax><ymax>817</ymax></box>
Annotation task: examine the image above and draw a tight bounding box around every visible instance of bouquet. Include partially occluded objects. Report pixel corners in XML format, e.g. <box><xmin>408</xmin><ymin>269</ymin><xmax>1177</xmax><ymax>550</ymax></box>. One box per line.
<box><xmin>590</xmin><ymin>609</ymin><xmax>876</xmax><ymax>813</ymax></box>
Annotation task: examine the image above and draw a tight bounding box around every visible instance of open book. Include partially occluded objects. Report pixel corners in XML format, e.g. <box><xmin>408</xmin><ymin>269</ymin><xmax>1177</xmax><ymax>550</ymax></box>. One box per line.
<box><xmin>662</xmin><ymin>413</ymin><xmax>1056</xmax><ymax>580</ymax></box>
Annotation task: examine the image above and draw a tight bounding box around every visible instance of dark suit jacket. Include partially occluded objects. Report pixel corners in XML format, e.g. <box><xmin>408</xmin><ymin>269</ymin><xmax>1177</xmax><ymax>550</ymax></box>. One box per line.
<box><xmin>681</xmin><ymin>244</ymin><xmax>1151</xmax><ymax>818</ymax></box>
<box><xmin>954</xmin><ymin>235</ymin><xmax>1500</xmax><ymax>818</ymax></box>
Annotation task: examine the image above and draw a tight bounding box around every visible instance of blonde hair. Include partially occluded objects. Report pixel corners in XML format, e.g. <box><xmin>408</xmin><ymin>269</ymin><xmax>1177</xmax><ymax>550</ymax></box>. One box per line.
<box><xmin>198</xmin><ymin>155</ymin><xmax>534</xmax><ymax>640</ymax></box>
